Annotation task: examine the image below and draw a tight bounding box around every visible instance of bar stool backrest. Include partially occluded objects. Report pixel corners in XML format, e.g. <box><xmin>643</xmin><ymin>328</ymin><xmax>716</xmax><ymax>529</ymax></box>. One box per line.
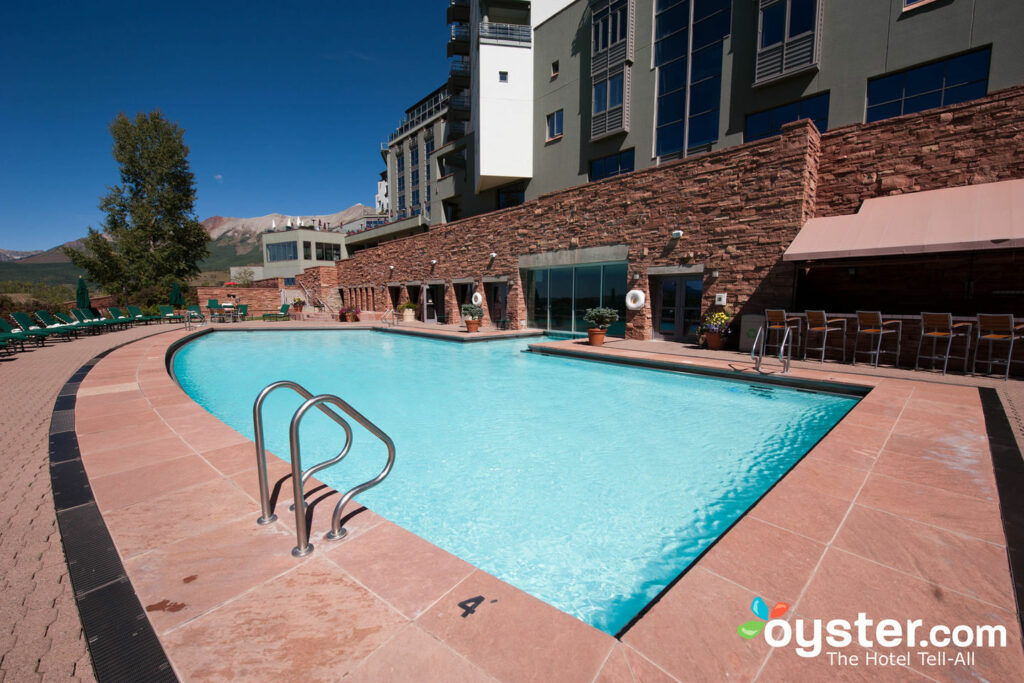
<box><xmin>765</xmin><ymin>309</ymin><xmax>788</xmax><ymax>327</ymax></box>
<box><xmin>856</xmin><ymin>311</ymin><xmax>882</xmax><ymax>331</ymax></box>
<box><xmin>921</xmin><ymin>312</ymin><xmax>952</xmax><ymax>333</ymax></box>
<box><xmin>806</xmin><ymin>310</ymin><xmax>827</xmax><ymax>328</ymax></box>
<box><xmin>977</xmin><ymin>314</ymin><xmax>1014</xmax><ymax>336</ymax></box>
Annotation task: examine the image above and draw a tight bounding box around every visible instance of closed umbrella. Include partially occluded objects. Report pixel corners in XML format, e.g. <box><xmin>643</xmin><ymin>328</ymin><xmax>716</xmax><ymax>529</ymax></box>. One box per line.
<box><xmin>169</xmin><ymin>282</ymin><xmax>185</xmax><ymax>307</ymax></box>
<box><xmin>75</xmin><ymin>277</ymin><xmax>91</xmax><ymax>309</ymax></box>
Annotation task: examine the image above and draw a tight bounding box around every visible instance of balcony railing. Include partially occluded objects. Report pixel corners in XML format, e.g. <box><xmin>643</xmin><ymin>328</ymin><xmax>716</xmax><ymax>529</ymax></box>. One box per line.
<box><xmin>450</xmin><ymin>24</ymin><xmax>470</xmax><ymax>42</ymax></box>
<box><xmin>450</xmin><ymin>61</ymin><xmax>471</xmax><ymax>78</ymax></box>
<box><xmin>479</xmin><ymin>22</ymin><xmax>531</xmax><ymax>44</ymax></box>
<box><xmin>450</xmin><ymin>95</ymin><xmax>470</xmax><ymax>111</ymax></box>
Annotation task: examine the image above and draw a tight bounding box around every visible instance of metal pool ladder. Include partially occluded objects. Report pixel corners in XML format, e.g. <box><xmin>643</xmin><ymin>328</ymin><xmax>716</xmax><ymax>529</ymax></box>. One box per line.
<box><xmin>751</xmin><ymin>325</ymin><xmax>793</xmax><ymax>374</ymax></box>
<box><xmin>252</xmin><ymin>381</ymin><xmax>396</xmax><ymax>557</ymax></box>
<box><xmin>380</xmin><ymin>308</ymin><xmax>396</xmax><ymax>326</ymax></box>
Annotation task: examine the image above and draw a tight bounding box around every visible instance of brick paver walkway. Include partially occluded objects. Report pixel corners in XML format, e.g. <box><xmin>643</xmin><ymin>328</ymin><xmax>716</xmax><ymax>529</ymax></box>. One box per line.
<box><xmin>0</xmin><ymin>326</ymin><xmax>174</xmax><ymax>682</ymax></box>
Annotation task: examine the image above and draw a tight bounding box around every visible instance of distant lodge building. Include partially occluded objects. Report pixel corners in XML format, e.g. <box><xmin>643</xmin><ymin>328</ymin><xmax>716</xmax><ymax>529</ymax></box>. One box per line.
<box><xmin>249</xmin><ymin>1</ymin><xmax>1024</xmax><ymax>341</ymax></box>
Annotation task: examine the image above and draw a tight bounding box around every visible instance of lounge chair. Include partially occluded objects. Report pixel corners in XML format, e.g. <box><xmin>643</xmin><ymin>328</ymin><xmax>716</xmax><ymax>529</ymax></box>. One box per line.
<box><xmin>236</xmin><ymin>304</ymin><xmax>248</xmax><ymax>321</ymax></box>
<box><xmin>127</xmin><ymin>305</ymin><xmax>161</xmax><ymax>324</ymax></box>
<box><xmin>91</xmin><ymin>307</ymin><xmax>129</xmax><ymax>330</ymax></box>
<box><xmin>34</xmin><ymin>310</ymin><xmax>82</xmax><ymax>338</ymax></box>
<box><xmin>854</xmin><ymin>311</ymin><xmax>903</xmax><ymax>368</ymax></box>
<box><xmin>158</xmin><ymin>305</ymin><xmax>184</xmax><ymax>322</ymax></box>
<box><xmin>972</xmin><ymin>314</ymin><xmax>1024</xmax><ymax>380</ymax></box>
<box><xmin>207</xmin><ymin>299</ymin><xmax>225</xmax><ymax>322</ymax></box>
<box><xmin>72</xmin><ymin>308</ymin><xmax>118</xmax><ymax>330</ymax></box>
<box><xmin>186</xmin><ymin>305</ymin><xmax>206</xmax><ymax>324</ymax></box>
<box><xmin>107</xmin><ymin>306</ymin><xmax>135</xmax><ymax>326</ymax></box>
<box><xmin>1</xmin><ymin>316</ymin><xmax>49</xmax><ymax>345</ymax></box>
<box><xmin>262</xmin><ymin>304</ymin><xmax>290</xmax><ymax>321</ymax></box>
<box><xmin>0</xmin><ymin>320</ymin><xmax>32</xmax><ymax>350</ymax></box>
<box><xmin>915</xmin><ymin>312</ymin><xmax>971</xmax><ymax>375</ymax></box>
<box><xmin>11</xmin><ymin>312</ymin><xmax>73</xmax><ymax>341</ymax></box>
<box><xmin>803</xmin><ymin>310</ymin><xmax>846</xmax><ymax>363</ymax></box>
<box><xmin>67</xmin><ymin>310</ymin><xmax>107</xmax><ymax>333</ymax></box>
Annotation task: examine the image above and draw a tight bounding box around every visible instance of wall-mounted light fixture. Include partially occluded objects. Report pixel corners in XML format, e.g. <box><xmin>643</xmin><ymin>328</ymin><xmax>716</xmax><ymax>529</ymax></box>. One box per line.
<box><xmin>430</xmin><ymin>259</ymin><xmax>437</xmax><ymax>265</ymax></box>
<box><xmin>671</xmin><ymin>229</ymin><xmax>684</xmax><ymax>239</ymax></box>
<box><xmin>389</xmin><ymin>265</ymin><xmax>394</xmax><ymax>270</ymax></box>
<box><xmin>633</xmin><ymin>272</ymin><xmax>640</xmax><ymax>280</ymax></box>
<box><xmin>711</xmin><ymin>269</ymin><xmax>719</xmax><ymax>278</ymax></box>
<box><xmin>489</xmin><ymin>252</ymin><xmax>497</xmax><ymax>259</ymax></box>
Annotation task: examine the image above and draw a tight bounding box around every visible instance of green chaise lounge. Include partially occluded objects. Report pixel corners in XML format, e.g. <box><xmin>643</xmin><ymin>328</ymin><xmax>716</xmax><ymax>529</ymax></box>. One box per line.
<box><xmin>107</xmin><ymin>307</ymin><xmax>135</xmax><ymax>326</ymax></box>
<box><xmin>127</xmin><ymin>305</ymin><xmax>162</xmax><ymax>324</ymax></box>
<box><xmin>11</xmin><ymin>312</ymin><xmax>73</xmax><ymax>341</ymax></box>
<box><xmin>262</xmin><ymin>304</ymin><xmax>290</xmax><ymax>321</ymax></box>
<box><xmin>34</xmin><ymin>310</ymin><xmax>82</xmax><ymax>338</ymax></box>
<box><xmin>157</xmin><ymin>305</ymin><xmax>184</xmax><ymax>322</ymax></box>
<box><xmin>1</xmin><ymin>316</ymin><xmax>49</xmax><ymax>345</ymax></box>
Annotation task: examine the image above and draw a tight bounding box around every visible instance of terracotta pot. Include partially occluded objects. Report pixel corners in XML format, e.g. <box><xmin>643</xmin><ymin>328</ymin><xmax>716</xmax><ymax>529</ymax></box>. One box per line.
<box><xmin>345</xmin><ymin>313</ymin><xmax>358</xmax><ymax>323</ymax></box>
<box><xmin>465</xmin><ymin>319</ymin><xmax>481</xmax><ymax>333</ymax></box>
<box><xmin>587</xmin><ymin>328</ymin><xmax>607</xmax><ymax>346</ymax></box>
<box><xmin>705</xmin><ymin>332</ymin><xmax>724</xmax><ymax>350</ymax></box>
<box><xmin>293</xmin><ymin>304</ymin><xmax>304</xmax><ymax>312</ymax></box>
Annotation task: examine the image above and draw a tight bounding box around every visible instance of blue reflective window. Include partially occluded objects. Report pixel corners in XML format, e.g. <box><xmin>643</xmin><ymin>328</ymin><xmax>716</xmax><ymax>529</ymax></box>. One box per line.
<box><xmin>589</xmin><ymin>149</ymin><xmax>634</xmax><ymax>182</ymax></box>
<box><xmin>593</xmin><ymin>81</ymin><xmax>607</xmax><ymax>114</ymax></box>
<box><xmin>744</xmin><ymin>92</ymin><xmax>830</xmax><ymax>141</ymax></box>
<box><xmin>609</xmin><ymin>74</ymin><xmax>624</xmax><ymax>108</ymax></box>
<box><xmin>687</xmin><ymin>110</ymin><xmax>718</xmax><ymax>148</ymax></box>
<box><xmin>410</xmin><ymin>148</ymin><xmax>419</xmax><ymax>166</ymax></box>
<box><xmin>411</xmin><ymin>170</ymin><xmax>419</xmax><ymax>187</ymax></box>
<box><xmin>266</xmin><ymin>242</ymin><xmax>298</xmax><ymax>262</ymax></box>
<box><xmin>658</xmin><ymin>58</ymin><xmax>688</xmax><ymax>94</ymax></box>
<box><xmin>654</xmin><ymin>28</ymin><xmax>688</xmax><ymax>67</ymax></box>
<box><xmin>694</xmin><ymin>0</ymin><xmax>729</xmax><ymax>21</ymax></box>
<box><xmin>866</xmin><ymin>48</ymin><xmax>990</xmax><ymax>123</ymax></box>
<box><xmin>411</xmin><ymin>190</ymin><xmax>419</xmax><ymax>206</ymax></box>
<box><xmin>760</xmin><ymin>2</ymin><xmax>785</xmax><ymax>48</ymax></box>
<box><xmin>688</xmin><ymin>76</ymin><xmax>720</xmax><ymax>116</ymax></box>
<box><xmin>789</xmin><ymin>0</ymin><xmax>816</xmax><ymax>36</ymax></box>
<box><xmin>692</xmin><ymin>9</ymin><xmax>729</xmax><ymax>49</ymax></box>
<box><xmin>656</xmin><ymin>121</ymin><xmax>686</xmax><ymax>157</ymax></box>
<box><xmin>658</xmin><ymin>90</ymin><xmax>686</xmax><ymax>126</ymax></box>
<box><xmin>656</xmin><ymin>1</ymin><xmax>689</xmax><ymax>39</ymax></box>
<box><xmin>397</xmin><ymin>176</ymin><xmax>405</xmax><ymax>192</ymax></box>
<box><xmin>547</xmin><ymin>109</ymin><xmax>564</xmax><ymax>139</ymax></box>
<box><xmin>690</xmin><ymin>43</ymin><xmax>723</xmax><ymax>82</ymax></box>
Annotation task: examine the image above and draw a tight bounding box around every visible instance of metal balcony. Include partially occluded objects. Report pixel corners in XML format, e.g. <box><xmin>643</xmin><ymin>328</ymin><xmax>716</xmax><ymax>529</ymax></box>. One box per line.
<box><xmin>449</xmin><ymin>95</ymin><xmax>471</xmax><ymax>121</ymax></box>
<box><xmin>446</xmin><ymin>0</ymin><xmax>469</xmax><ymax>24</ymax></box>
<box><xmin>479</xmin><ymin>22</ymin><xmax>531</xmax><ymax>44</ymax></box>
<box><xmin>448</xmin><ymin>24</ymin><xmax>470</xmax><ymax>57</ymax></box>
<box><xmin>446</xmin><ymin>120</ymin><xmax>467</xmax><ymax>142</ymax></box>
<box><xmin>449</xmin><ymin>60</ymin><xmax>470</xmax><ymax>87</ymax></box>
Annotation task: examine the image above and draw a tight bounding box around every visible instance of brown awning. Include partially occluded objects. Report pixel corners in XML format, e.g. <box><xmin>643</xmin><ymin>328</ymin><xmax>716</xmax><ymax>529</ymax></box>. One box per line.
<box><xmin>784</xmin><ymin>179</ymin><xmax>1024</xmax><ymax>261</ymax></box>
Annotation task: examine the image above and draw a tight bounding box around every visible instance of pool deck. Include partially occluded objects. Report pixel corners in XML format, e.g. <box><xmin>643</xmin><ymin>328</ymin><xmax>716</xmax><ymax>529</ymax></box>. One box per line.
<box><xmin>9</xmin><ymin>320</ymin><xmax>1024</xmax><ymax>681</ymax></box>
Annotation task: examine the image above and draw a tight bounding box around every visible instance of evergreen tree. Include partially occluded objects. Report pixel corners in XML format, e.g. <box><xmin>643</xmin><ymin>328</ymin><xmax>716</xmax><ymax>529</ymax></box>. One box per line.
<box><xmin>65</xmin><ymin>111</ymin><xmax>209</xmax><ymax>301</ymax></box>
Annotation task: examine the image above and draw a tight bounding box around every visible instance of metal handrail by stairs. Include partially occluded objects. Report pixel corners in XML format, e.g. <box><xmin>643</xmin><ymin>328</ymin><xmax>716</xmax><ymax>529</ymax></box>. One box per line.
<box><xmin>298</xmin><ymin>282</ymin><xmax>333</xmax><ymax>314</ymax></box>
<box><xmin>252</xmin><ymin>381</ymin><xmax>395</xmax><ymax>557</ymax></box>
<box><xmin>752</xmin><ymin>325</ymin><xmax>792</xmax><ymax>374</ymax></box>
<box><xmin>380</xmin><ymin>308</ymin><xmax>396</xmax><ymax>326</ymax></box>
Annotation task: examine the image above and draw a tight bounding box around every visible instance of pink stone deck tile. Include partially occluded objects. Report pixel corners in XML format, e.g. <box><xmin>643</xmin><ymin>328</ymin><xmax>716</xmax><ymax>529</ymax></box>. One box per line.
<box><xmin>173</xmin><ymin>422</ymin><xmax>251</xmax><ymax>452</ymax></box>
<box><xmin>80</xmin><ymin>435</ymin><xmax>193</xmax><ymax>478</ymax></box>
<box><xmin>160</xmin><ymin>555</ymin><xmax>406</xmax><ymax>681</ymax></box>
<box><xmin>200</xmin><ymin>442</ymin><xmax>258</xmax><ymax>476</ymax></box>
<box><xmin>275</xmin><ymin>497</ymin><xmax>386</xmax><ymax>550</ymax></box>
<box><xmin>891</xmin><ymin>414</ymin><xmax>990</xmax><ymax>446</ymax></box>
<box><xmin>593</xmin><ymin>643</ymin><xmax>636</xmax><ymax>683</ymax></box>
<box><xmin>797</xmin><ymin>548</ymin><xmax>1024</xmax><ymax>682</ymax></box>
<box><xmin>623</xmin><ymin>567</ymin><xmax>771</xmax><ymax>681</ymax></box>
<box><xmin>699</xmin><ymin>516</ymin><xmax>825</xmax><ymax>601</ymax></box>
<box><xmin>75</xmin><ymin>397</ymin><xmax>151</xmax><ymax>420</ymax></box>
<box><xmin>75</xmin><ymin>411</ymin><xmax>166</xmax><ymax>436</ymax></box>
<box><xmin>803</xmin><ymin>435</ymin><xmax>879</xmax><ymax>471</ymax></box>
<box><xmin>832</xmin><ymin>505</ymin><xmax>1014</xmax><ymax>608</ymax></box>
<box><xmin>856</xmin><ymin>473</ymin><xmax>1005</xmax><ymax>544</ymax></box>
<box><xmin>417</xmin><ymin>569</ymin><xmax>613</xmax><ymax>682</ymax></box>
<box><xmin>619</xmin><ymin>646</ymin><xmax>679</xmax><ymax>682</ymax></box>
<box><xmin>103</xmin><ymin>478</ymin><xmax>255</xmax><ymax>559</ymax></box>
<box><xmin>73</xmin><ymin>390</ymin><xmax>145</xmax><ymax>409</ymax></box>
<box><xmin>76</xmin><ymin>421</ymin><xmax>178</xmax><ymax>454</ymax></box>
<box><xmin>781</xmin><ymin>457</ymin><xmax>869</xmax><ymax>501</ymax></box>
<box><xmin>826</xmin><ymin>424</ymin><xmax>892</xmax><ymax>451</ymax></box>
<box><xmin>346</xmin><ymin>624</ymin><xmax>495</xmax><ymax>683</ymax></box>
<box><xmin>749</xmin><ymin>483</ymin><xmax>851</xmax><ymax>544</ymax></box>
<box><xmin>154</xmin><ymin>401</ymin><xmax>214</xmax><ymax>421</ymax></box>
<box><xmin>126</xmin><ymin>516</ymin><xmax>300</xmax><ymax>633</ymax></box>
<box><xmin>872</xmin><ymin>447</ymin><xmax>997</xmax><ymax>502</ymax></box>
<box><xmin>325</xmin><ymin>522</ymin><xmax>474</xmax><ymax>619</ymax></box>
<box><xmin>90</xmin><ymin>455</ymin><xmax>220</xmax><ymax>512</ymax></box>
<box><xmin>229</xmin><ymin>455</ymin><xmax>297</xmax><ymax>508</ymax></box>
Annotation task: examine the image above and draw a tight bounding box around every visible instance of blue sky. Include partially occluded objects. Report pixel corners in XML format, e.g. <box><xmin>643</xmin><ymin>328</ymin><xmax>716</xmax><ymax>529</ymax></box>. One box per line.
<box><xmin>0</xmin><ymin>1</ymin><xmax>448</xmax><ymax>251</ymax></box>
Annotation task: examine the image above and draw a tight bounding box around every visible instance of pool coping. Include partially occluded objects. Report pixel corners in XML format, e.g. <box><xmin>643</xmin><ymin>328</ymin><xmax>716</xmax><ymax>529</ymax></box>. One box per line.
<box><xmin>64</xmin><ymin>326</ymin><xmax>1024</xmax><ymax>681</ymax></box>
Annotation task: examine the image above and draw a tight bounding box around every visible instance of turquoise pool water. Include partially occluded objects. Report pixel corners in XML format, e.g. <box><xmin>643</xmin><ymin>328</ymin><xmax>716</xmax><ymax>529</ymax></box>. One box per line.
<box><xmin>172</xmin><ymin>330</ymin><xmax>857</xmax><ymax>634</ymax></box>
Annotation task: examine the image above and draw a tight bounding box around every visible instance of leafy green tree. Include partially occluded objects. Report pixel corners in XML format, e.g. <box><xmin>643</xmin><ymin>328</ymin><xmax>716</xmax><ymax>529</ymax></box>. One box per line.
<box><xmin>65</xmin><ymin>111</ymin><xmax>209</xmax><ymax>302</ymax></box>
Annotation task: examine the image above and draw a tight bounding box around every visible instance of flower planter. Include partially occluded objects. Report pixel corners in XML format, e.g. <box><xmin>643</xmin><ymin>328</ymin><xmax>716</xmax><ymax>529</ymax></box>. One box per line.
<box><xmin>465</xmin><ymin>319</ymin><xmax>481</xmax><ymax>333</ymax></box>
<box><xmin>587</xmin><ymin>328</ymin><xmax>607</xmax><ymax>346</ymax></box>
<box><xmin>705</xmin><ymin>332</ymin><xmax>724</xmax><ymax>350</ymax></box>
<box><xmin>401</xmin><ymin>309</ymin><xmax>416</xmax><ymax>323</ymax></box>
<box><xmin>293</xmin><ymin>304</ymin><xmax>304</xmax><ymax>313</ymax></box>
<box><xmin>345</xmin><ymin>313</ymin><xmax>359</xmax><ymax>323</ymax></box>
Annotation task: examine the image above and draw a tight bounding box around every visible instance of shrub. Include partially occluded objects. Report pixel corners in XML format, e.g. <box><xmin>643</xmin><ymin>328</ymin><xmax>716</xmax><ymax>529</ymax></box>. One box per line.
<box><xmin>461</xmin><ymin>304</ymin><xmax>484</xmax><ymax>321</ymax></box>
<box><xmin>700</xmin><ymin>310</ymin><xmax>731</xmax><ymax>335</ymax></box>
<box><xmin>397</xmin><ymin>301</ymin><xmax>419</xmax><ymax>311</ymax></box>
<box><xmin>583</xmin><ymin>307</ymin><xmax>619</xmax><ymax>329</ymax></box>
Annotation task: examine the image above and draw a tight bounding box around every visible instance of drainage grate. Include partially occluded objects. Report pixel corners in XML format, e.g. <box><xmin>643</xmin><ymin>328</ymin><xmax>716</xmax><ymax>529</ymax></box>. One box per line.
<box><xmin>58</xmin><ymin>382</ymin><xmax>81</xmax><ymax>397</ymax></box>
<box><xmin>76</xmin><ymin>578</ymin><xmax>178</xmax><ymax>683</ymax></box>
<box><xmin>49</xmin><ymin>409</ymin><xmax>75</xmax><ymax>435</ymax></box>
<box><xmin>57</xmin><ymin>503</ymin><xmax>126</xmax><ymax>597</ymax></box>
<box><xmin>49</xmin><ymin>431</ymin><xmax>81</xmax><ymax>463</ymax></box>
<box><xmin>53</xmin><ymin>394</ymin><xmax>76</xmax><ymax>411</ymax></box>
<box><xmin>50</xmin><ymin>459</ymin><xmax>93</xmax><ymax>511</ymax></box>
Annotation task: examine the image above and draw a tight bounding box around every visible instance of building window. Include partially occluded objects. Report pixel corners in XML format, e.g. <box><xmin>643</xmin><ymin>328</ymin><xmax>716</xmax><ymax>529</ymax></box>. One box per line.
<box><xmin>590</xmin><ymin>0</ymin><xmax>634</xmax><ymax>140</ymax></box>
<box><xmin>283</xmin><ymin>277</ymin><xmax>296</xmax><ymax>286</ymax></box>
<box><xmin>303</xmin><ymin>241</ymin><xmax>311</xmax><ymax>260</ymax></box>
<box><xmin>745</xmin><ymin>92</ymin><xmax>829</xmax><ymax>141</ymax></box>
<box><xmin>398</xmin><ymin>196</ymin><xmax>406</xmax><ymax>211</ymax></box>
<box><xmin>411</xmin><ymin>170</ymin><xmax>419</xmax><ymax>187</ymax></box>
<box><xmin>266</xmin><ymin>241</ymin><xmax>298</xmax><ymax>262</ymax></box>
<box><xmin>589</xmin><ymin>148</ymin><xmax>634</xmax><ymax>181</ymax></box>
<box><xmin>498</xmin><ymin>183</ymin><xmax>525</xmax><ymax>209</ymax></box>
<box><xmin>866</xmin><ymin>48</ymin><xmax>990</xmax><ymax>123</ymax></box>
<box><xmin>396</xmin><ymin>154</ymin><xmax>404</xmax><ymax>172</ymax></box>
<box><xmin>755</xmin><ymin>0</ymin><xmax>822</xmax><ymax>84</ymax></box>
<box><xmin>499</xmin><ymin>71</ymin><xmax>508</xmax><ymax>82</ymax></box>
<box><xmin>551</xmin><ymin>60</ymin><xmax>559</xmax><ymax>77</ymax></box>
<box><xmin>410</xmin><ymin>147</ymin><xmax>419</xmax><ymax>166</ymax></box>
<box><xmin>655</xmin><ymin>0</ymin><xmax>731</xmax><ymax>157</ymax></box>
<box><xmin>593</xmin><ymin>0</ymin><xmax>627</xmax><ymax>53</ymax></box>
<box><xmin>398</xmin><ymin>176</ymin><xmax>405</xmax><ymax>192</ymax></box>
<box><xmin>315</xmin><ymin>242</ymin><xmax>341</xmax><ymax>261</ymax></box>
<box><xmin>412</xmin><ymin>190</ymin><xmax>420</xmax><ymax>206</ymax></box>
<box><xmin>425</xmin><ymin>138</ymin><xmax>434</xmax><ymax>156</ymax></box>
<box><xmin>547</xmin><ymin>110</ymin><xmax>564</xmax><ymax>140</ymax></box>
<box><xmin>525</xmin><ymin>263</ymin><xmax>627</xmax><ymax>335</ymax></box>
<box><xmin>426</xmin><ymin>186</ymin><xmax>431</xmax><ymax>202</ymax></box>
<box><xmin>593</xmin><ymin>72</ymin><xmax>625</xmax><ymax>115</ymax></box>
<box><xmin>425</xmin><ymin>162</ymin><xmax>431</xmax><ymax>182</ymax></box>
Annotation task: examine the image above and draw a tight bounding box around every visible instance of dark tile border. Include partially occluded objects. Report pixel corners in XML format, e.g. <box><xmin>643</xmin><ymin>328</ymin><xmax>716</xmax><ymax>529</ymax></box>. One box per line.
<box><xmin>979</xmin><ymin>387</ymin><xmax>1024</xmax><ymax>642</ymax></box>
<box><xmin>49</xmin><ymin>346</ymin><xmax>178</xmax><ymax>682</ymax></box>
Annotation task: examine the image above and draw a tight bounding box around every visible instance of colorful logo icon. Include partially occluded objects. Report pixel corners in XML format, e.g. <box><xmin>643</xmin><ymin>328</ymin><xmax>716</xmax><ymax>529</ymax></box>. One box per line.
<box><xmin>737</xmin><ymin>596</ymin><xmax>789</xmax><ymax>639</ymax></box>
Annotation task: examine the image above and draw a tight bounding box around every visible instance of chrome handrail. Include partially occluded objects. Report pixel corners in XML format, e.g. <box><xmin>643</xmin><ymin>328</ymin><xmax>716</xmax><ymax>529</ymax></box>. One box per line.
<box><xmin>751</xmin><ymin>326</ymin><xmax>765</xmax><ymax>372</ymax></box>
<box><xmin>381</xmin><ymin>308</ymin><xmax>395</xmax><ymax>326</ymax></box>
<box><xmin>251</xmin><ymin>381</ymin><xmax>353</xmax><ymax>526</ymax></box>
<box><xmin>779</xmin><ymin>327</ymin><xmax>793</xmax><ymax>374</ymax></box>
<box><xmin>184</xmin><ymin>309</ymin><xmax>206</xmax><ymax>331</ymax></box>
<box><xmin>752</xmin><ymin>325</ymin><xmax>791</xmax><ymax>373</ymax></box>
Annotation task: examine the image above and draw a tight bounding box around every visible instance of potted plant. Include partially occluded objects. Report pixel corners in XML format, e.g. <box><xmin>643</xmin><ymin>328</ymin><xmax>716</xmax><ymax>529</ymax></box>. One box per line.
<box><xmin>461</xmin><ymin>303</ymin><xmax>484</xmax><ymax>333</ymax></box>
<box><xmin>398</xmin><ymin>301</ymin><xmax>418</xmax><ymax>323</ymax></box>
<box><xmin>340</xmin><ymin>306</ymin><xmax>361</xmax><ymax>323</ymax></box>
<box><xmin>292</xmin><ymin>297</ymin><xmax>305</xmax><ymax>312</ymax></box>
<box><xmin>583</xmin><ymin>307</ymin><xmax>619</xmax><ymax>346</ymax></box>
<box><xmin>700</xmin><ymin>309</ymin><xmax>731</xmax><ymax>350</ymax></box>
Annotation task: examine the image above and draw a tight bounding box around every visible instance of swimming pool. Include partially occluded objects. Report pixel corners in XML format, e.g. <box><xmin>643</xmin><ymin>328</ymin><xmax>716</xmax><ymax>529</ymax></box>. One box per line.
<box><xmin>172</xmin><ymin>330</ymin><xmax>858</xmax><ymax>635</ymax></box>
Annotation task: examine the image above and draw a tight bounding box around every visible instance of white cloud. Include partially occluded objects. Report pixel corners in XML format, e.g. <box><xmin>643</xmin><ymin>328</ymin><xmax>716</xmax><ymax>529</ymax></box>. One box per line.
<box><xmin>214</xmin><ymin>174</ymin><xmax>223</xmax><ymax>183</ymax></box>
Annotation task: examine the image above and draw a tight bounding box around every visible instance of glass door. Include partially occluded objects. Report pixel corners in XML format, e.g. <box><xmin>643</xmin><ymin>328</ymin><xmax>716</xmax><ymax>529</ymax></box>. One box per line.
<box><xmin>653</xmin><ymin>275</ymin><xmax>703</xmax><ymax>342</ymax></box>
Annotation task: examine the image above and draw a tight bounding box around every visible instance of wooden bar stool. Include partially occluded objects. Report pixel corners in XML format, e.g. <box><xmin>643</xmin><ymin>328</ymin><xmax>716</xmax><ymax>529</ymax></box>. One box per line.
<box><xmin>972</xmin><ymin>314</ymin><xmax>1024</xmax><ymax>380</ymax></box>
<box><xmin>763</xmin><ymin>309</ymin><xmax>802</xmax><ymax>359</ymax></box>
<box><xmin>804</xmin><ymin>310</ymin><xmax>847</xmax><ymax>363</ymax></box>
<box><xmin>853</xmin><ymin>311</ymin><xmax>902</xmax><ymax>368</ymax></box>
<box><xmin>915</xmin><ymin>312</ymin><xmax>972</xmax><ymax>376</ymax></box>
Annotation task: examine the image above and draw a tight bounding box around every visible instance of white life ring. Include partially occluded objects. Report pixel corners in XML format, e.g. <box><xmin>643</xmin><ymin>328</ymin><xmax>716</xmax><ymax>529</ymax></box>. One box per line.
<box><xmin>625</xmin><ymin>289</ymin><xmax>646</xmax><ymax>310</ymax></box>
<box><xmin>471</xmin><ymin>291</ymin><xmax>484</xmax><ymax>306</ymax></box>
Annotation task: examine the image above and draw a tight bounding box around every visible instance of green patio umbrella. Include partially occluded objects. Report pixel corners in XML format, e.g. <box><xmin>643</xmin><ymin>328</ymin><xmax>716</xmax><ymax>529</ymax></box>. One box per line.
<box><xmin>75</xmin><ymin>277</ymin><xmax>91</xmax><ymax>309</ymax></box>
<box><xmin>169</xmin><ymin>282</ymin><xmax>185</xmax><ymax>307</ymax></box>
